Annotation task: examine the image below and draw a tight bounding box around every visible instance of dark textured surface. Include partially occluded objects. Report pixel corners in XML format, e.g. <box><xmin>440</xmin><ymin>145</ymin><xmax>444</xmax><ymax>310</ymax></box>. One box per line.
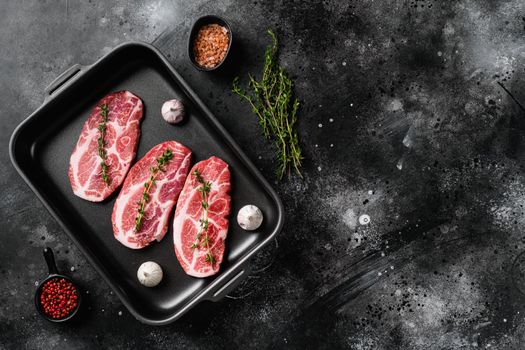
<box><xmin>2</xmin><ymin>0</ymin><xmax>525</xmax><ymax>349</ymax></box>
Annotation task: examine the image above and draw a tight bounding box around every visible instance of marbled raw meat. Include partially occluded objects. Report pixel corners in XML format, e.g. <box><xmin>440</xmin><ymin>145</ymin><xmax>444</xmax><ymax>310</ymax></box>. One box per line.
<box><xmin>68</xmin><ymin>91</ymin><xmax>143</xmax><ymax>202</ymax></box>
<box><xmin>112</xmin><ymin>141</ymin><xmax>192</xmax><ymax>249</ymax></box>
<box><xmin>173</xmin><ymin>157</ymin><xmax>231</xmax><ymax>277</ymax></box>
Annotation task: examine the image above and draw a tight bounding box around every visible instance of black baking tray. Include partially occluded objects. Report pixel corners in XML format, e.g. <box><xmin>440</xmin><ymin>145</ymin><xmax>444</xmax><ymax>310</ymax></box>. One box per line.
<box><xmin>9</xmin><ymin>42</ymin><xmax>284</xmax><ymax>325</ymax></box>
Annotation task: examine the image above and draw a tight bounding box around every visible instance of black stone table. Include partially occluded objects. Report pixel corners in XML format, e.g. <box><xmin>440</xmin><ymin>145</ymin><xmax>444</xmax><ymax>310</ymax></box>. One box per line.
<box><xmin>2</xmin><ymin>1</ymin><xmax>525</xmax><ymax>349</ymax></box>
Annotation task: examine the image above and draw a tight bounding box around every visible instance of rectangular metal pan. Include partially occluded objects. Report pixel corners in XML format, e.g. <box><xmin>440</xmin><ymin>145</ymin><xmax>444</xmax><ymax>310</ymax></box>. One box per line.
<box><xmin>9</xmin><ymin>42</ymin><xmax>284</xmax><ymax>325</ymax></box>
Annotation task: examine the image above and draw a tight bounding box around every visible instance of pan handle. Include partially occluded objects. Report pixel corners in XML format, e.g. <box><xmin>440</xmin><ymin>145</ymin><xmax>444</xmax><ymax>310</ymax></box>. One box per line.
<box><xmin>205</xmin><ymin>265</ymin><xmax>252</xmax><ymax>302</ymax></box>
<box><xmin>43</xmin><ymin>247</ymin><xmax>59</xmax><ymax>275</ymax></box>
<box><xmin>44</xmin><ymin>64</ymin><xmax>84</xmax><ymax>100</ymax></box>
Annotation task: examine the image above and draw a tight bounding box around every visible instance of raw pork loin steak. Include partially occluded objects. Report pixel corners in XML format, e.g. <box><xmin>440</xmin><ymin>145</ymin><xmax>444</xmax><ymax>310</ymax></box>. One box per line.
<box><xmin>69</xmin><ymin>91</ymin><xmax>143</xmax><ymax>202</ymax></box>
<box><xmin>173</xmin><ymin>157</ymin><xmax>231</xmax><ymax>277</ymax></box>
<box><xmin>112</xmin><ymin>141</ymin><xmax>192</xmax><ymax>249</ymax></box>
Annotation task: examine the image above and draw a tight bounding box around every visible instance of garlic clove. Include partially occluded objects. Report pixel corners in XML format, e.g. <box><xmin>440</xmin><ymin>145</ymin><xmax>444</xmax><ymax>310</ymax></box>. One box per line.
<box><xmin>161</xmin><ymin>99</ymin><xmax>185</xmax><ymax>124</ymax></box>
<box><xmin>137</xmin><ymin>261</ymin><xmax>163</xmax><ymax>287</ymax></box>
<box><xmin>237</xmin><ymin>205</ymin><xmax>264</xmax><ymax>231</ymax></box>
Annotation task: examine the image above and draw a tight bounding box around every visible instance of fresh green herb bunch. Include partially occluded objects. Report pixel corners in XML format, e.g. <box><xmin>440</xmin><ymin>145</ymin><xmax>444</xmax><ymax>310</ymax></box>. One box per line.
<box><xmin>134</xmin><ymin>149</ymin><xmax>174</xmax><ymax>231</ymax></box>
<box><xmin>190</xmin><ymin>169</ymin><xmax>215</xmax><ymax>264</ymax></box>
<box><xmin>98</xmin><ymin>104</ymin><xmax>110</xmax><ymax>186</ymax></box>
<box><xmin>232</xmin><ymin>29</ymin><xmax>303</xmax><ymax>179</ymax></box>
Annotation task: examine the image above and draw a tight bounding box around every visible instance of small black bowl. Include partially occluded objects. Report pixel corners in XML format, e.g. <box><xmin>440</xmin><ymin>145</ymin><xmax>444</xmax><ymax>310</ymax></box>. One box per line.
<box><xmin>34</xmin><ymin>247</ymin><xmax>82</xmax><ymax>323</ymax></box>
<box><xmin>188</xmin><ymin>15</ymin><xmax>233</xmax><ymax>71</ymax></box>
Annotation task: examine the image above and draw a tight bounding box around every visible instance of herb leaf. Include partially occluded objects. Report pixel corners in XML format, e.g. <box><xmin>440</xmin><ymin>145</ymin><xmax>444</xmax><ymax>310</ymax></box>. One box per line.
<box><xmin>98</xmin><ymin>103</ymin><xmax>111</xmax><ymax>186</ymax></box>
<box><xmin>232</xmin><ymin>29</ymin><xmax>303</xmax><ymax>180</ymax></box>
<box><xmin>190</xmin><ymin>169</ymin><xmax>215</xmax><ymax>265</ymax></box>
<box><xmin>205</xmin><ymin>251</ymin><xmax>215</xmax><ymax>264</ymax></box>
<box><xmin>134</xmin><ymin>148</ymin><xmax>174</xmax><ymax>231</ymax></box>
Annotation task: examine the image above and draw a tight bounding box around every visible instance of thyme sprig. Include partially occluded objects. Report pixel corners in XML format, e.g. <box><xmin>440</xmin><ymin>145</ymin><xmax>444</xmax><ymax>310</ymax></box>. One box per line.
<box><xmin>98</xmin><ymin>103</ymin><xmax>110</xmax><ymax>186</ymax></box>
<box><xmin>134</xmin><ymin>149</ymin><xmax>174</xmax><ymax>232</ymax></box>
<box><xmin>232</xmin><ymin>29</ymin><xmax>303</xmax><ymax>180</ymax></box>
<box><xmin>190</xmin><ymin>169</ymin><xmax>215</xmax><ymax>264</ymax></box>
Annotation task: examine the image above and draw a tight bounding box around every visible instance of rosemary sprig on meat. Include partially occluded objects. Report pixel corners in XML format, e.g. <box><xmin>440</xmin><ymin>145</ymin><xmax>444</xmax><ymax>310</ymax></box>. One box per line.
<box><xmin>134</xmin><ymin>149</ymin><xmax>174</xmax><ymax>232</ymax></box>
<box><xmin>232</xmin><ymin>29</ymin><xmax>303</xmax><ymax>179</ymax></box>
<box><xmin>98</xmin><ymin>103</ymin><xmax>110</xmax><ymax>186</ymax></box>
<box><xmin>190</xmin><ymin>169</ymin><xmax>215</xmax><ymax>264</ymax></box>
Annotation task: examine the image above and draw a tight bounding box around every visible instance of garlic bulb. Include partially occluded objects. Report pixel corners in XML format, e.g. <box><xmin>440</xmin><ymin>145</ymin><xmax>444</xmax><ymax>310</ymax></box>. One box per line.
<box><xmin>161</xmin><ymin>99</ymin><xmax>185</xmax><ymax>124</ymax></box>
<box><xmin>237</xmin><ymin>205</ymin><xmax>264</xmax><ymax>231</ymax></box>
<box><xmin>137</xmin><ymin>261</ymin><xmax>163</xmax><ymax>287</ymax></box>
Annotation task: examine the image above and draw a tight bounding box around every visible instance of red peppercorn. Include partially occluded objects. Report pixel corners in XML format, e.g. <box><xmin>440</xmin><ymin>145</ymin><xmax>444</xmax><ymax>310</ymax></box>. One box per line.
<box><xmin>39</xmin><ymin>278</ymin><xmax>79</xmax><ymax>319</ymax></box>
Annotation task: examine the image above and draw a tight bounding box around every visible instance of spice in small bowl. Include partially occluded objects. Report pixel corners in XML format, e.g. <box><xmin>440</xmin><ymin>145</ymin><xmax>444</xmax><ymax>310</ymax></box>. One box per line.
<box><xmin>189</xmin><ymin>16</ymin><xmax>232</xmax><ymax>71</ymax></box>
<box><xmin>34</xmin><ymin>247</ymin><xmax>82</xmax><ymax>323</ymax></box>
<box><xmin>39</xmin><ymin>277</ymin><xmax>79</xmax><ymax>319</ymax></box>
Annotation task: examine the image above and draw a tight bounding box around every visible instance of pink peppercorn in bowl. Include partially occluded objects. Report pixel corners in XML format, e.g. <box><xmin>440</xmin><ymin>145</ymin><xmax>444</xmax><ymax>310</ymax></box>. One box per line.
<box><xmin>34</xmin><ymin>248</ymin><xmax>82</xmax><ymax>323</ymax></box>
<box><xmin>188</xmin><ymin>15</ymin><xmax>233</xmax><ymax>71</ymax></box>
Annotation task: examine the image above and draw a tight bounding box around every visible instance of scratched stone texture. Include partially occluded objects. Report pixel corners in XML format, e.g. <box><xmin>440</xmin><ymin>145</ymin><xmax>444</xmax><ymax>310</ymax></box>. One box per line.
<box><xmin>2</xmin><ymin>0</ymin><xmax>525</xmax><ymax>349</ymax></box>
